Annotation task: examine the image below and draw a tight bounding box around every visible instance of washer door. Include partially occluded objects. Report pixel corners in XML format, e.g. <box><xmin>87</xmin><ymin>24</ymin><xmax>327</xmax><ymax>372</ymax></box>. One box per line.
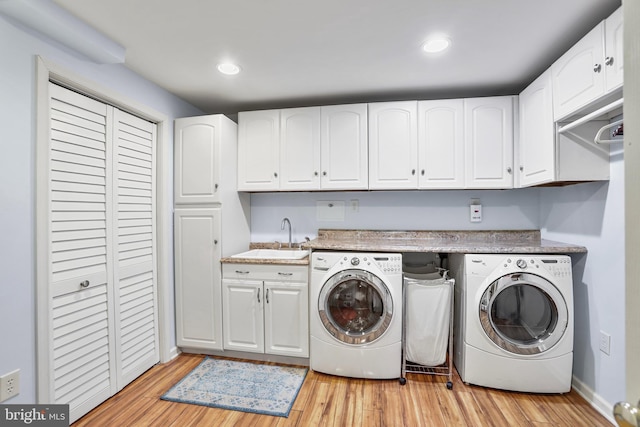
<box><xmin>479</xmin><ymin>272</ymin><xmax>568</xmax><ymax>355</ymax></box>
<box><xmin>318</xmin><ymin>269</ymin><xmax>393</xmax><ymax>345</ymax></box>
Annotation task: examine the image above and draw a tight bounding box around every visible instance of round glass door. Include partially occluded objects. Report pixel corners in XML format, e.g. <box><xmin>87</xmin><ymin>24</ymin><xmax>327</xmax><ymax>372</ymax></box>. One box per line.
<box><xmin>479</xmin><ymin>272</ymin><xmax>568</xmax><ymax>355</ymax></box>
<box><xmin>318</xmin><ymin>269</ymin><xmax>393</xmax><ymax>345</ymax></box>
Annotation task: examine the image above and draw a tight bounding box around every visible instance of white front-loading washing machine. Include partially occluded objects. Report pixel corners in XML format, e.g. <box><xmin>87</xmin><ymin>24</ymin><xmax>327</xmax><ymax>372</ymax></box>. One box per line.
<box><xmin>448</xmin><ymin>254</ymin><xmax>574</xmax><ymax>393</ymax></box>
<box><xmin>310</xmin><ymin>251</ymin><xmax>403</xmax><ymax>379</ymax></box>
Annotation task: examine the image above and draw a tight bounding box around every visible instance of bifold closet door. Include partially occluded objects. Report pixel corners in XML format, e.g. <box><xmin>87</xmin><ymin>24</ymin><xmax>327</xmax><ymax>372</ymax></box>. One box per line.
<box><xmin>112</xmin><ymin>109</ymin><xmax>159</xmax><ymax>388</ymax></box>
<box><xmin>47</xmin><ymin>83</ymin><xmax>158</xmax><ymax>421</ymax></box>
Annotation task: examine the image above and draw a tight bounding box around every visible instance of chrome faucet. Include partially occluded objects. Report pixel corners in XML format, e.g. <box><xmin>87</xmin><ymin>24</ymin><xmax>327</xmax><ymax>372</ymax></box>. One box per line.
<box><xmin>280</xmin><ymin>217</ymin><xmax>292</xmax><ymax>248</ymax></box>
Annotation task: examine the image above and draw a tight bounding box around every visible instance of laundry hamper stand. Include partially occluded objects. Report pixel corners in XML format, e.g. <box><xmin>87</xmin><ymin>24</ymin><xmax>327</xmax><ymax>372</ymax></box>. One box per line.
<box><xmin>400</xmin><ymin>270</ymin><xmax>454</xmax><ymax>389</ymax></box>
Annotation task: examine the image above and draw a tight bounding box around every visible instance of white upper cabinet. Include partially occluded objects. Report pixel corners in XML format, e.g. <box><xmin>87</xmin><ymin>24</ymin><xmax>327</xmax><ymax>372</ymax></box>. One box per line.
<box><xmin>175</xmin><ymin>115</ymin><xmax>223</xmax><ymax>204</ymax></box>
<box><xmin>518</xmin><ymin>70</ymin><xmax>611</xmax><ymax>187</ymax></box>
<box><xmin>464</xmin><ymin>96</ymin><xmax>514</xmax><ymax>189</ymax></box>
<box><xmin>368</xmin><ymin>101</ymin><xmax>418</xmax><ymax>190</ymax></box>
<box><xmin>320</xmin><ymin>104</ymin><xmax>369</xmax><ymax>190</ymax></box>
<box><xmin>552</xmin><ymin>6</ymin><xmax>623</xmax><ymax>121</ymax></box>
<box><xmin>417</xmin><ymin>99</ymin><xmax>465</xmax><ymax>189</ymax></box>
<box><xmin>604</xmin><ymin>6</ymin><xmax>623</xmax><ymax>91</ymax></box>
<box><xmin>518</xmin><ymin>70</ymin><xmax>555</xmax><ymax>187</ymax></box>
<box><xmin>280</xmin><ymin>107</ymin><xmax>321</xmax><ymax>191</ymax></box>
<box><xmin>238</xmin><ymin>109</ymin><xmax>280</xmax><ymax>191</ymax></box>
<box><xmin>238</xmin><ymin>104</ymin><xmax>368</xmax><ymax>191</ymax></box>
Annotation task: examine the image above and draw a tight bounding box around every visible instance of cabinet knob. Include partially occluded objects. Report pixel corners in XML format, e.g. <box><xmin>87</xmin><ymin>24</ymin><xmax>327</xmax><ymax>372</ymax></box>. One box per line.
<box><xmin>593</xmin><ymin>63</ymin><xmax>602</xmax><ymax>73</ymax></box>
<box><xmin>411</xmin><ymin>169</ymin><xmax>416</xmax><ymax>175</ymax></box>
<box><xmin>421</xmin><ymin>169</ymin><xmax>425</xmax><ymax>176</ymax></box>
<box><xmin>605</xmin><ymin>56</ymin><xmax>614</xmax><ymax>66</ymax></box>
<box><xmin>214</xmin><ymin>183</ymin><xmax>219</xmax><ymax>190</ymax></box>
<box><xmin>520</xmin><ymin>166</ymin><xmax>524</xmax><ymax>172</ymax></box>
<box><xmin>322</xmin><ymin>171</ymin><xmax>327</xmax><ymax>176</ymax></box>
<box><xmin>214</xmin><ymin>239</ymin><xmax>218</xmax><ymax>245</ymax></box>
<box><xmin>507</xmin><ymin>167</ymin><xmax>512</xmax><ymax>174</ymax></box>
<box><xmin>314</xmin><ymin>171</ymin><xmax>318</xmax><ymax>176</ymax></box>
<box><xmin>274</xmin><ymin>172</ymin><xmax>278</xmax><ymax>178</ymax></box>
<box><xmin>80</xmin><ymin>280</ymin><xmax>90</xmax><ymax>288</ymax></box>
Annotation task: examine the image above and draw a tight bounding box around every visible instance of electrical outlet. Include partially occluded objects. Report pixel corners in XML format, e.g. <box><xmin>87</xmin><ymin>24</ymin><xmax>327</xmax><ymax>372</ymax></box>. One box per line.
<box><xmin>0</xmin><ymin>369</ymin><xmax>20</xmax><ymax>402</ymax></box>
<box><xmin>469</xmin><ymin>198</ymin><xmax>482</xmax><ymax>222</ymax></box>
<box><xmin>599</xmin><ymin>331</ymin><xmax>611</xmax><ymax>355</ymax></box>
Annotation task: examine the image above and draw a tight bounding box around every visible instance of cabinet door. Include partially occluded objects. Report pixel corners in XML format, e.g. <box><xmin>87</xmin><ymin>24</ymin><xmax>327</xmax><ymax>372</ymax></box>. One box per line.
<box><xmin>320</xmin><ymin>104</ymin><xmax>369</xmax><ymax>190</ymax></box>
<box><xmin>368</xmin><ymin>101</ymin><xmax>418</xmax><ymax>189</ymax></box>
<box><xmin>280</xmin><ymin>107</ymin><xmax>321</xmax><ymax>190</ymax></box>
<box><xmin>174</xmin><ymin>115</ymin><xmax>221</xmax><ymax>204</ymax></box>
<box><xmin>464</xmin><ymin>97</ymin><xmax>514</xmax><ymax>189</ymax></box>
<box><xmin>174</xmin><ymin>208</ymin><xmax>223</xmax><ymax>350</ymax></box>
<box><xmin>551</xmin><ymin>23</ymin><xmax>605</xmax><ymax>121</ymax></box>
<box><xmin>518</xmin><ymin>70</ymin><xmax>555</xmax><ymax>187</ymax></box>
<box><xmin>237</xmin><ymin>110</ymin><xmax>280</xmax><ymax>191</ymax></box>
<box><xmin>264</xmin><ymin>281</ymin><xmax>309</xmax><ymax>357</ymax></box>
<box><xmin>222</xmin><ymin>279</ymin><xmax>264</xmax><ymax>353</ymax></box>
<box><xmin>417</xmin><ymin>99</ymin><xmax>464</xmax><ymax>188</ymax></box>
<box><xmin>604</xmin><ymin>7</ymin><xmax>623</xmax><ymax>91</ymax></box>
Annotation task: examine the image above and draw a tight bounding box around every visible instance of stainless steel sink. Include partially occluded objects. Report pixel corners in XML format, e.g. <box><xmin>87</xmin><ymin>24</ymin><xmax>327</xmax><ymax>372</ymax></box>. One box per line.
<box><xmin>230</xmin><ymin>249</ymin><xmax>308</xmax><ymax>260</ymax></box>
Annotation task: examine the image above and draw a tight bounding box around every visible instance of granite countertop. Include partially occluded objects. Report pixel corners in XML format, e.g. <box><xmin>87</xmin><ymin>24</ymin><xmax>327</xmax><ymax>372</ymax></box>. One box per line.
<box><xmin>303</xmin><ymin>229</ymin><xmax>587</xmax><ymax>254</ymax></box>
<box><xmin>221</xmin><ymin>230</ymin><xmax>586</xmax><ymax>265</ymax></box>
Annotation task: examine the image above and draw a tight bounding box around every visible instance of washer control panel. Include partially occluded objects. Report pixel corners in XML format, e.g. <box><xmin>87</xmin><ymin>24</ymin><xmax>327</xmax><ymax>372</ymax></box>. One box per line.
<box><xmin>337</xmin><ymin>253</ymin><xmax>402</xmax><ymax>274</ymax></box>
<box><xmin>503</xmin><ymin>257</ymin><xmax>572</xmax><ymax>278</ymax></box>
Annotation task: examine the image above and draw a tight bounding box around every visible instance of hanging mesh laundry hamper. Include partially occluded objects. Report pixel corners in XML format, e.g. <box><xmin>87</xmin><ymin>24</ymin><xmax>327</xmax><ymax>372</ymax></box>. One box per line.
<box><xmin>404</xmin><ymin>271</ymin><xmax>453</xmax><ymax>366</ymax></box>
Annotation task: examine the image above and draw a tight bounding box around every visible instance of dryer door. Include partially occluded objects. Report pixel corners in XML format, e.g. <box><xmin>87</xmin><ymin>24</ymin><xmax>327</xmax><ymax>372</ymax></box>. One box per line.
<box><xmin>318</xmin><ymin>269</ymin><xmax>393</xmax><ymax>345</ymax></box>
<box><xmin>479</xmin><ymin>272</ymin><xmax>568</xmax><ymax>355</ymax></box>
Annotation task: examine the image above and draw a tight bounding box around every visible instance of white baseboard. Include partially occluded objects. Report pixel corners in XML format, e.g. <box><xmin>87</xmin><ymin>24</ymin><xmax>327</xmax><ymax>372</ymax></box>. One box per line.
<box><xmin>166</xmin><ymin>346</ymin><xmax>181</xmax><ymax>362</ymax></box>
<box><xmin>572</xmin><ymin>375</ymin><xmax>616</xmax><ymax>426</ymax></box>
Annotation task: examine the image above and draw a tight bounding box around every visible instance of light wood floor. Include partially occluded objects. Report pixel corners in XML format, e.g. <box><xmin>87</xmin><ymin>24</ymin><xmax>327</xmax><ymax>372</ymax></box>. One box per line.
<box><xmin>73</xmin><ymin>353</ymin><xmax>613</xmax><ymax>426</ymax></box>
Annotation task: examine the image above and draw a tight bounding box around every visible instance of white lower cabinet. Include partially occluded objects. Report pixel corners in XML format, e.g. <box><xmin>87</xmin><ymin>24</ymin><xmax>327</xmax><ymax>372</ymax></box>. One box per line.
<box><xmin>222</xmin><ymin>264</ymin><xmax>309</xmax><ymax>357</ymax></box>
<box><xmin>174</xmin><ymin>208</ymin><xmax>223</xmax><ymax>350</ymax></box>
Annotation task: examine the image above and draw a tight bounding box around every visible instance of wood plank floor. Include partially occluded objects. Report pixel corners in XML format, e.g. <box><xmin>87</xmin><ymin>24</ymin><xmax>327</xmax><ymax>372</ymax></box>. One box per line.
<box><xmin>73</xmin><ymin>353</ymin><xmax>613</xmax><ymax>426</ymax></box>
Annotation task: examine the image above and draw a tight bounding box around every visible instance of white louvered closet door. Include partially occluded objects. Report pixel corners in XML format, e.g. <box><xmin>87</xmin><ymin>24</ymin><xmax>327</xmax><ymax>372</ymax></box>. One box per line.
<box><xmin>112</xmin><ymin>109</ymin><xmax>159</xmax><ymax>387</ymax></box>
<box><xmin>48</xmin><ymin>83</ymin><xmax>158</xmax><ymax>422</ymax></box>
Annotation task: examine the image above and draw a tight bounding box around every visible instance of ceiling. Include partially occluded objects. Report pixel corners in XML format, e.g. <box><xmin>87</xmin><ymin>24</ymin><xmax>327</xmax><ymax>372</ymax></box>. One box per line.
<box><xmin>53</xmin><ymin>0</ymin><xmax>621</xmax><ymax>116</ymax></box>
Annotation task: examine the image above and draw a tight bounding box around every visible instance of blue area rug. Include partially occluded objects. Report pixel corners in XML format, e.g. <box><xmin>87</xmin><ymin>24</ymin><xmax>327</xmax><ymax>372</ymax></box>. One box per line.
<box><xmin>161</xmin><ymin>357</ymin><xmax>308</xmax><ymax>417</ymax></box>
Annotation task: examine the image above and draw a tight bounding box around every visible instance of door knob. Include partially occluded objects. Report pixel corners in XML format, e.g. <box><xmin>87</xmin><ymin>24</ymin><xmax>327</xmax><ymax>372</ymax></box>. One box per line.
<box><xmin>613</xmin><ymin>400</ymin><xmax>640</xmax><ymax>427</ymax></box>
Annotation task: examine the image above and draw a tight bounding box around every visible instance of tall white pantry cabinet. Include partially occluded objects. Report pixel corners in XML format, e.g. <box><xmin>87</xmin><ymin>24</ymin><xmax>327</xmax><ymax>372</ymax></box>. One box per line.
<box><xmin>173</xmin><ymin>115</ymin><xmax>250</xmax><ymax>351</ymax></box>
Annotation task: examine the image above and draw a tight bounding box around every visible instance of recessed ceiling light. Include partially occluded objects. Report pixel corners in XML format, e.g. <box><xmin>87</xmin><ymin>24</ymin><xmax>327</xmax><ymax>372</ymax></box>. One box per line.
<box><xmin>217</xmin><ymin>63</ymin><xmax>241</xmax><ymax>75</ymax></box>
<box><xmin>422</xmin><ymin>37</ymin><xmax>451</xmax><ymax>54</ymax></box>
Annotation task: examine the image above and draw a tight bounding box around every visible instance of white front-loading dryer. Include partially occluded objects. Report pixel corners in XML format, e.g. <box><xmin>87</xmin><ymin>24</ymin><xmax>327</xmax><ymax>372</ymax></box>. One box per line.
<box><xmin>449</xmin><ymin>254</ymin><xmax>574</xmax><ymax>393</ymax></box>
<box><xmin>310</xmin><ymin>251</ymin><xmax>403</xmax><ymax>379</ymax></box>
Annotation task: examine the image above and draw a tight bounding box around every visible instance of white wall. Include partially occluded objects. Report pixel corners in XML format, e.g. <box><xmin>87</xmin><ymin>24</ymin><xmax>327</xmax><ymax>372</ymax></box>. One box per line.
<box><xmin>540</xmin><ymin>142</ymin><xmax>625</xmax><ymax>412</ymax></box>
<box><xmin>250</xmin><ymin>188</ymin><xmax>541</xmax><ymax>244</ymax></box>
<box><xmin>0</xmin><ymin>16</ymin><xmax>202</xmax><ymax>404</ymax></box>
